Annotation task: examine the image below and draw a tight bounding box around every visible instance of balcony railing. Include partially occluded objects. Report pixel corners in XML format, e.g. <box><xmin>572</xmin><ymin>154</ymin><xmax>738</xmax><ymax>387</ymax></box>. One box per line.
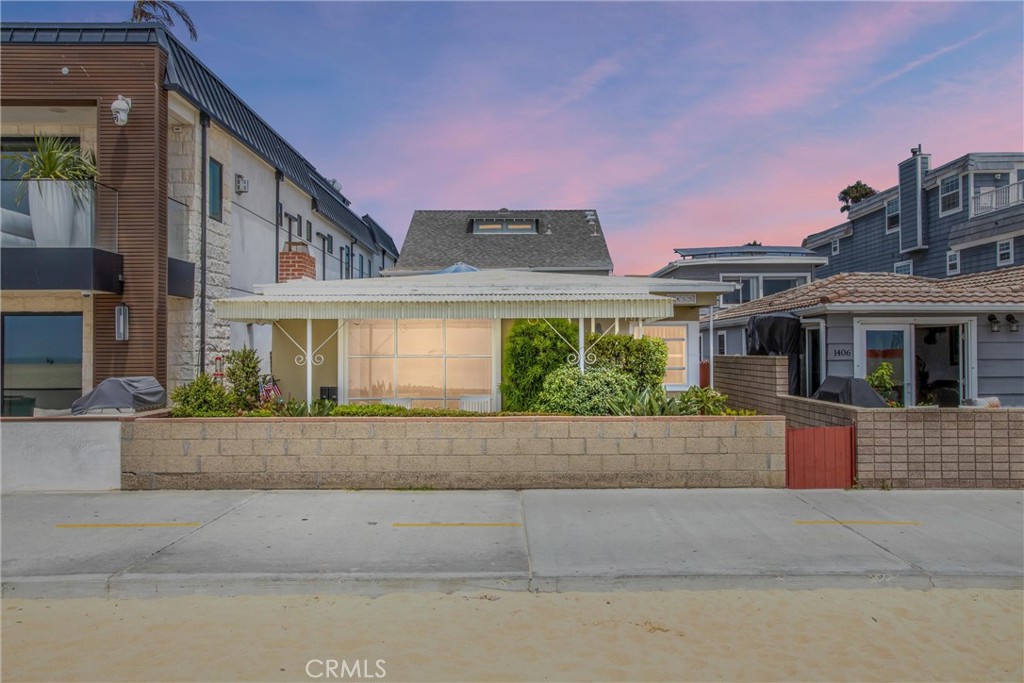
<box><xmin>168</xmin><ymin>197</ymin><xmax>189</xmax><ymax>261</ymax></box>
<box><xmin>972</xmin><ymin>180</ymin><xmax>1024</xmax><ymax>216</ymax></box>
<box><xmin>1</xmin><ymin>179</ymin><xmax>118</xmax><ymax>252</ymax></box>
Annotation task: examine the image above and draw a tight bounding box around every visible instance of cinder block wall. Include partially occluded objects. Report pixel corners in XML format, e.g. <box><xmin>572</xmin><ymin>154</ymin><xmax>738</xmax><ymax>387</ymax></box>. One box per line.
<box><xmin>121</xmin><ymin>416</ymin><xmax>787</xmax><ymax>490</ymax></box>
<box><xmin>715</xmin><ymin>355</ymin><xmax>1024</xmax><ymax>489</ymax></box>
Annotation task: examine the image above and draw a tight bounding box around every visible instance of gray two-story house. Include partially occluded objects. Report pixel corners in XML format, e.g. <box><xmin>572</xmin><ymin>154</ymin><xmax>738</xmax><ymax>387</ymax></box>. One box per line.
<box><xmin>804</xmin><ymin>148</ymin><xmax>1024</xmax><ymax>279</ymax></box>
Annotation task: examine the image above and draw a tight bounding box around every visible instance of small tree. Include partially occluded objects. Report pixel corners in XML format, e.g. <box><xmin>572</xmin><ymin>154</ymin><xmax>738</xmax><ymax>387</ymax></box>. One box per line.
<box><xmin>838</xmin><ymin>181</ymin><xmax>877</xmax><ymax>213</ymax></box>
<box><xmin>224</xmin><ymin>346</ymin><xmax>262</xmax><ymax>411</ymax></box>
<box><xmin>500</xmin><ymin>319</ymin><xmax>576</xmax><ymax>411</ymax></box>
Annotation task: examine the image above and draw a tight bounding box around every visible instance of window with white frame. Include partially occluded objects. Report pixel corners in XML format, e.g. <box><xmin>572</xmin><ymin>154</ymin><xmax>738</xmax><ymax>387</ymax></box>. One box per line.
<box><xmin>997</xmin><ymin>239</ymin><xmax>1014</xmax><ymax>267</ymax></box>
<box><xmin>831</xmin><ymin>238</ymin><xmax>840</xmax><ymax>255</ymax></box>
<box><xmin>720</xmin><ymin>276</ymin><xmax>756</xmax><ymax>305</ymax></box>
<box><xmin>347</xmin><ymin>319</ymin><xmax>492</xmax><ymax>408</ymax></box>
<box><xmin>716</xmin><ymin>331</ymin><xmax>727</xmax><ymax>355</ymax></box>
<box><xmin>894</xmin><ymin>260</ymin><xmax>913</xmax><ymax>275</ymax></box>
<box><xmin>885</xmin><ymin>197</ymin><xmax>900</xmax><ymax>232</ymax></box>
<box><xmin>940</xmin><ymin>175</ymin><xmax>961</xmax><ymax>214</ymax></box>
<box><xmin>946</xmin><ymin>251</ymin><xmax>960</xmax><ymax>275</ymax></box>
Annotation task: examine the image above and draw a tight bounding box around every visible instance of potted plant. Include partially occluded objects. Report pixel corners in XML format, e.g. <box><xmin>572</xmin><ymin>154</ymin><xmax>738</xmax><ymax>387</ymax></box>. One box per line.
<box><xmin>1</xmin><ymin>135</ymin><xmax>97</xmax><ymax>247</ymax></box>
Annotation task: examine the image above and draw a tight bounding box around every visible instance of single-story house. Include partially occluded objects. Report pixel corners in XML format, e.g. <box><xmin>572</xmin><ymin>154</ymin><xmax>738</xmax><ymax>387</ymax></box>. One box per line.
<box><xmin>215</xmin><ymin>270</ymin><xmax>733</xmax><ymax>409</ymax></box>
<box><xmin>706</xmin><ymin>266</ymin><xmax>1024</xmax><ymax>406</ymax></box>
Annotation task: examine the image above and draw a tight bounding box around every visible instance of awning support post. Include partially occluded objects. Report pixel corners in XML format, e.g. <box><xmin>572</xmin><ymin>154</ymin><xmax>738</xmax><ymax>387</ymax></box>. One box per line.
<box><xmin>578</xmin><ymin>319</ymin><xmax>586</xmax><ymax>373</ymax></box>
<box><xmin>306</xmin><ymin>318</ymin><xmax>313</xmax><ymax>410</ymax></box>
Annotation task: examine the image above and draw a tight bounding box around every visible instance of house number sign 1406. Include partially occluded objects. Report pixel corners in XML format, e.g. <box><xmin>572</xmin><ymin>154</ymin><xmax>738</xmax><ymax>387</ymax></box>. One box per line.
<box><xmin>829</xmin><ymin>345</ymin><xmax>853</xmax><ymax>359</ymax></box>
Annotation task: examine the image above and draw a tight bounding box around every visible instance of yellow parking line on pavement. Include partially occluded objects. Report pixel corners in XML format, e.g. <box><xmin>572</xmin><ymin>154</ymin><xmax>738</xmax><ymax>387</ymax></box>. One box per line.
<box><xmin>794</xmin><ymin>520</ymin><xmax>921</xmax><ymax>526</ymax></box>
<box><xmin>55</xmin><ymin>528</ymin><xmax>202</xmax><ymax>532</ymax></box>
<box><xmin>389</xmin><ymin>528</ymin><xmax>520</xmax><ymax>532</ymax></box>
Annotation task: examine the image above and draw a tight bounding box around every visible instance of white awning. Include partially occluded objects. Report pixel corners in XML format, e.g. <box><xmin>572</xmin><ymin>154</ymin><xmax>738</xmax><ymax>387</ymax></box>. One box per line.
<box><xmin>215</xmin><ymin>270</ymin><xmax>733</xmax><ymax>323</ymax></box>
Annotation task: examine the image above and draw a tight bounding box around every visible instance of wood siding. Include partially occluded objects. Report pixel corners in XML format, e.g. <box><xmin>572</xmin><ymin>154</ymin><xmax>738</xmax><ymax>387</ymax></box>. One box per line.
<box><xmin>1</xmin><ymin>44</ymin><xmax>169</xmax><ymax>387</ymax></box>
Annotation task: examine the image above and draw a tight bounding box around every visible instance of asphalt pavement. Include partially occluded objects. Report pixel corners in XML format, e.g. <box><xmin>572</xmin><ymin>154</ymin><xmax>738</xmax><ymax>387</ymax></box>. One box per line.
<box><xmin>2</xmin><ymin>489</ymin><xmax>1021</xmax><ymax>598</ymax></box>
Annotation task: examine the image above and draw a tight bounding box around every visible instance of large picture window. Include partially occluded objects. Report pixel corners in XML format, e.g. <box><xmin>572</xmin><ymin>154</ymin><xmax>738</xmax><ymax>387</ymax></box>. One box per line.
<box><xmin>641</xmin><ymin>325</ymin><xmax>688</xmax><ymax>387</ymax></box>
<box><xmin>347</xmin><ymin>319</ymin><xmax>492</xmax><ymax>408</ymax></box>
<box><xmin>2</xmin><ymin>313</ymin><xmax>83</xmax><ymax>414</ymax></box>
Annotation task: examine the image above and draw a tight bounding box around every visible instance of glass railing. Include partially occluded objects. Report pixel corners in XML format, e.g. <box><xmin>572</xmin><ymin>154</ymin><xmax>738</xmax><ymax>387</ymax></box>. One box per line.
<box><xmin>0</xmin><ymin>179</ymin><xmax>118</xmax><ymax>251</ymax></box>
<box><xmin>168</xmin><ymin>197</ymin><xmax>189</xmax><ymax>260</ymax></box>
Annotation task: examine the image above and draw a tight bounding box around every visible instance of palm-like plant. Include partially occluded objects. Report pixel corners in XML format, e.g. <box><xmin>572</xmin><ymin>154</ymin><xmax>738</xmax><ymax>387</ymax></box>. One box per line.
<box><xmin>130</xmin><ymin>1</ymin><xmax>198</xmax><ymax>41</ymax></box>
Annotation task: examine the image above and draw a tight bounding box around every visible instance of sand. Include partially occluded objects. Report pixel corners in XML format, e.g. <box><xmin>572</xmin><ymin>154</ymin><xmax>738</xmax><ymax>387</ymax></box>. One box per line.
<box><xmin>2</xmin><ymin>589</ymin><xmax>1021</xmax><ymax>683</ymax></box>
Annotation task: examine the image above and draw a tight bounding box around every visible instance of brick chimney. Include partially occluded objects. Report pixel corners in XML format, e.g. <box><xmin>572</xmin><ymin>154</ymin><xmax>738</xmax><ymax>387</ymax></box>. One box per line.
<box><xmin>278</xmin><ymin>242</ymin><xmax>316</xmax><ymax>282</ymax></box>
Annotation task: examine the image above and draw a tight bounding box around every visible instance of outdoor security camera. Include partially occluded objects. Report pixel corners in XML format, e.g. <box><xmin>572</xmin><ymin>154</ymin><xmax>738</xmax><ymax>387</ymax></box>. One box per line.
<box><xmin>110</xmin><ymin>95</ymin><xmax>132</xmax><ymax>126</ymax></box>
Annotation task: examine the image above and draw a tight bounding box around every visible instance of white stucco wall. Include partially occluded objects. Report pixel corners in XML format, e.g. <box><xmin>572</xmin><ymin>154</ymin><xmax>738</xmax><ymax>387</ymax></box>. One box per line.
<box><xmin>1</xmin><ymin>420</ymin><xmax>121</xmax><ymax>492</ymax></box>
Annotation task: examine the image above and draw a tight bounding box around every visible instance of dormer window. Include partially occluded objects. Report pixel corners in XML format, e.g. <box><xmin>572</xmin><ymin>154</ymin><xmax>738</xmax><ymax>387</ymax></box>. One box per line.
<box><xmin>472</xmin><ymin>218</ymin><xmax>538</xmax><ymax>234</ymax></box>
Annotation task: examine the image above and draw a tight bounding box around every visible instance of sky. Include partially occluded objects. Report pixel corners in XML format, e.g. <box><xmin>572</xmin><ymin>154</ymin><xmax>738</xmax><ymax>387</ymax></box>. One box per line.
<box><xmin>3</xmin><ymin>1</ymin><xmax>1022</xmax><ymax>274</ymax></box>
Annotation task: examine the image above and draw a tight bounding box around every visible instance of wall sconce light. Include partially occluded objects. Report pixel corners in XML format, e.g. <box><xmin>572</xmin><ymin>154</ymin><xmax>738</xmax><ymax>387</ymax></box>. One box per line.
<box><xmin>987</xmin><ymin>314</ymin><xmax>1002</xmax><ymax>333</ymax></box>
<box><xmin>111</xmin><ymin>95</ymin><xmax>132</xmax><ymax>126</ymax></box>
<box><xmin>115</xmin><ymin>303</ymin><xmax>130</xmax><ymax>341</ymax></box>
<box><xmin>1007</xmin><ymin>314</ymin><xmax>1020</xmax><ymax>333</ymax></box>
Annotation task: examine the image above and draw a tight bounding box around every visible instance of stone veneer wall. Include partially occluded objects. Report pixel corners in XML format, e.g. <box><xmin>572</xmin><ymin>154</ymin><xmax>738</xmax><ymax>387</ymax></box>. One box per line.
<box><xmin>121</xmin><ymin>416</ymin><xmax>786</xmax><ymax>490</ymax></box>
<box><xmin>715</xmin><ymin>355</ymin><xmax>1023</xmax><ymax>489</ymax></box>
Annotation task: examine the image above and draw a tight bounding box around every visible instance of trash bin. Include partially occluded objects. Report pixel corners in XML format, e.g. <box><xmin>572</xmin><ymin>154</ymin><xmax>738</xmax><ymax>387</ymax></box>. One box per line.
<box><xmin>3</xmin><ymin>395</ymin><xmax>36</xmax><ymax>416</ymax></box>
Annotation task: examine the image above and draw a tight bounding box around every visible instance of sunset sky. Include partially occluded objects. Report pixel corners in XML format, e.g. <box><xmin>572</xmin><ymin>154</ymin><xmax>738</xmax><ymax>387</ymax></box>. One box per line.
<box><xmin>5</xmin><ymin>1</ymin><xmax>1022</xmax><ymax>274</ymax></box>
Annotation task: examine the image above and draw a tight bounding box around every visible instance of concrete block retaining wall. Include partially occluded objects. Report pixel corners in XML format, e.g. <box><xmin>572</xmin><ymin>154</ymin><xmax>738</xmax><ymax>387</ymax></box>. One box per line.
<box><xmin>121</xmin><ymin>416</ymin><xmax>787</xmax><ymax>490</ymax></box>
<box><xmin>715</xmin><ymin>355</ymin><xmax>1024</xmax><ymax>489</ymax></box>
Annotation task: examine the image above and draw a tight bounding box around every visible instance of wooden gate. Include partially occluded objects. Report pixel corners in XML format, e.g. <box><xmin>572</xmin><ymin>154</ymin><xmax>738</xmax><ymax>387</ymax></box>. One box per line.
<box><xmin>786</xmin><ymin>425</ymin><xmax>856</xmax><ymax>489</ymax></box>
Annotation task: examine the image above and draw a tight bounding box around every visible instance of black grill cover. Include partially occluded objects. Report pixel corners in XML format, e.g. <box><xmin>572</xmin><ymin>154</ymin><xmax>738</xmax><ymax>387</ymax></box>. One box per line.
<box><xmin>810</xmin><ymin>376</ymin><xmax>888</xmax><ymax>408</ymax></box>
<box><xmin>71</xmin><ymin>376</ymin><xmax>167</xmax><ymax>414</ymax></box>
<box><xmin>746</xmin><ymin>313</ymin><xmax>802</xmax><ymax>394</ymax></box>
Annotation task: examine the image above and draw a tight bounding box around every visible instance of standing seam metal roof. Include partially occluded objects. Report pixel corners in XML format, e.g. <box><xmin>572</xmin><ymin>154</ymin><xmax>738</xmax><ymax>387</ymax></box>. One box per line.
<box><xmin>1</xmin><ymin>22</ymin><xmax>391</xmax><ymax>253</ymax></box>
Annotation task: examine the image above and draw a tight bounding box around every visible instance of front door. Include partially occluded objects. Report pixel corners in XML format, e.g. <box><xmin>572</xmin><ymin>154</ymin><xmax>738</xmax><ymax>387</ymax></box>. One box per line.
<box><xmin>857</xmin><ymin>324</ymin><xmax>913</xmax><ymax>406</ymax></box>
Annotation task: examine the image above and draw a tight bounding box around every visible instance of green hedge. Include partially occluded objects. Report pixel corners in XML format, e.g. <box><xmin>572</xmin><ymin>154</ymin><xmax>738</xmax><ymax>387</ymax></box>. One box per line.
<box><xmin>587</xmin><ymin>333</ymin><xmax>667</xmax><ymax>394</ymax></box>
<box><xmin>500</xmin><ymin>319</ymin><xmax>576</xmax><ymax>411</ymax></box>
<box><xmin>534</xmin><ymin>365</ymin><xmax>635</xmax><ymax>416</ymax></box>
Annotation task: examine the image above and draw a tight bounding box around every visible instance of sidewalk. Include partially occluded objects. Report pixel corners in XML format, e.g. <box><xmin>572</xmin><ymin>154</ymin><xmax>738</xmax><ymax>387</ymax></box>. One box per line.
<box><xmin>2</xmin><ymin>488</ymin><xmax>1022</xmax><ymax>598</ymax></box>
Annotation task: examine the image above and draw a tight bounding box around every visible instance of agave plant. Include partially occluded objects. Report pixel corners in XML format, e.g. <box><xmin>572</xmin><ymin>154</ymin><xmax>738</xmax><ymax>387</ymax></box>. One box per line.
<box><xmin>609</xmin><ymin>386</ymin><xmax>684</xmax><ymax>416</ymax></box>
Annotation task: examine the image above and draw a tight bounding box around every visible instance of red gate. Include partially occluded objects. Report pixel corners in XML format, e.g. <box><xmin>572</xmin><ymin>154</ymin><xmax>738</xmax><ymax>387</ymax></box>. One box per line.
<box><xmin>786</xmin><ymin>426</ymin><xmax>856</xmax><ymax>489</ymax></box>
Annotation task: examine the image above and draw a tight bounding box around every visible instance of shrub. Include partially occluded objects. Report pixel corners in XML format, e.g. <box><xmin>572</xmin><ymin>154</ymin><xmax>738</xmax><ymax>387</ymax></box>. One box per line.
<box><xmin>500</xmin><ymin>319</ymin><xmax>577</xmax><ymax>411</ymax></box>
<box><xmin>224</xmin><ymin>346</ymin><xmax>262</xmax><ymax>411</ymax></box>
<box><xmin>680</xmin><ymin>386</ymin><xmax>728</xmax><ymax>415</ymax></box>
<box><xmin>609</xmin><ymin>385</ymin><xmax>684</xmax><ymax>416</ymax></box>
<box><xmin>534</xmin><ymin>365</ymin><xmax>634</xmax><ymax>416</ymax></box>
<box><xmin>587</xmin><ymin>333</ymin><xmax>668</xmax><ymax>394</ymax></box>
<box><xmin>170</xmin><ymin>373</ymin><xmax>234</xmax><ymax>416</ymax></box>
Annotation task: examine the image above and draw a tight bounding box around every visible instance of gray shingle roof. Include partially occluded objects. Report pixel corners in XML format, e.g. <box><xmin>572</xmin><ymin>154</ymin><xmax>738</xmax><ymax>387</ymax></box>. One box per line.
<box><xmin>395</xmin><ymin>209</ymin><xmax>614</xmax><ymax>273</ymax></box>
<box><xmin>948</xmin><ymin>203</ymin><xmax>1024</xmax><ymax>248</ymax></box>
<box><xmin>1</xmin><ymin>22</ymin><xmax>395</xmax><ymax>254</ymax></box>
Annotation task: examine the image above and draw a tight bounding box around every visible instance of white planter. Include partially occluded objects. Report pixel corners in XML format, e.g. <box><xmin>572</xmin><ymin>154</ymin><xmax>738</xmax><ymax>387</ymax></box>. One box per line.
<box><xmin>27</xmin><ymin>181</ymin><xmax>75</xmax><ymax>247</ymax></box>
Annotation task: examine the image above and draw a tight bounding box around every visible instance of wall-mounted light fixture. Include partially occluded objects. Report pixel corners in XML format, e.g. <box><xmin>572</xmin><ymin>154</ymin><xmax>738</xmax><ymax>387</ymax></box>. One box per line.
<box><xmin>1007</xmin><ymin>314</ymin><xmax>1019</xmax><ymax>333</ymax></box>
<box><xmin>115</xmin><ymin>303</ymin><xmax>130</xmax><ymax>341</ymax></box>
<box><xmin>111</xmin><ymin>95</ymin><xmax>132</xmax><ymax>126</ymax></box>
<box><xmin>987</xmin><ymin>314</ymin><xmax>1002</xmax><ymax>333</ymax></box>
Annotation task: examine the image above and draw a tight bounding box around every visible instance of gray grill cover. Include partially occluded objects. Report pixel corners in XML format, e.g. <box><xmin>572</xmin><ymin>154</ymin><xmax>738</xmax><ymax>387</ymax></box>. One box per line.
<box><xmin>810</xmin><ymin>376</ymin><xmax>888</xmax><ymax>408</ymax></box>
<box><xmin>71</xmin><ymin>376</ymin><xmax>167</xmax><ymax>414</ymax></box>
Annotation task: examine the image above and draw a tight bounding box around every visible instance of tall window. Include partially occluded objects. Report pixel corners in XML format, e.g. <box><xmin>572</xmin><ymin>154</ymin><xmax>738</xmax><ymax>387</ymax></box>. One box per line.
<box><xmin>946</xmin><ymin>251</ymin><xmax>960</xmax><ymax>275</ymax></box>
<box><xmin>940</xmin><ymin>175</ymin><xmax>961</xmax><ymax>215</ymax></box>
<box><xmin>2</xmin><ymin>313</ymin><xmax>82</xmax><ymax>414</ymax></box>
<box><xmin>358</xmin><ymin>254</ymin><xmax>365</xmax><ymax>278</ymax></box>
<box><xmin>716</xmin><ymin>331</ymin><xmax>727</xmax><ymax>355</ymax></box>
<box><xmin>886</xmin><ymin>197</ymin><xmax>900</xmax><ymax>232</ymax></box>
<box><xmin>208</xmin><ymin>158</ymin><xmax>223</xmax><ymax>222</ymax></box>
<box><xmin>831</xmin><ymin>238</ymin><xmax>840</xmax><ymax>255</ymax></box>
<box><xmin>347</xmin><ymin>319</ymin><xmax>492</xmax><ymax>408</ymax></box>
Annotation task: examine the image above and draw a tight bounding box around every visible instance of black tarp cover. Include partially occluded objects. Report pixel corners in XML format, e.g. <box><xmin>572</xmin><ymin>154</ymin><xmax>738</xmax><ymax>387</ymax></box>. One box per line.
<box><xmin>71</xmin><ymin>376</ymin><xmax>167</xmax><ymax>414</ymax></box>
<box><xmin>745</xmin><ymin>313</ymin><xmax>802</xmax><ymax>394</ymax></box>
<box><xmin>810</xmin><ymin>376</ymin><xmax>888</xmax><ymax>408</ymax></box>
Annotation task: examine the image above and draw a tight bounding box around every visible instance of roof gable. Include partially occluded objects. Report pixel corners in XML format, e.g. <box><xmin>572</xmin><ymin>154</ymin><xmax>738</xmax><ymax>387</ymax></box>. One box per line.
<box><xmin>396</xmin><ymin>209</ymin><xmax>614</xmax><ymax>272</ymax></box>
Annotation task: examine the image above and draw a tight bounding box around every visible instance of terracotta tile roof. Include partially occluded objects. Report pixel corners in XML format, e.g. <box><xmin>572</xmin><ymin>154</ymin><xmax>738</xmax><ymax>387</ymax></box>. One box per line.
<box><xmin>713</xmin><ymin>266</ymin><xmax>1024</xmax><ymax>322</ymax></box>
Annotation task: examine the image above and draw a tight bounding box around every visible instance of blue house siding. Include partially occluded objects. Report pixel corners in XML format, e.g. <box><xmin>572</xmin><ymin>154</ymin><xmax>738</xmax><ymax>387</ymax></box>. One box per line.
<box><xmin>959</xmin><ymin>235</ymin><xmax>1023</xmax><ymax>274</ymax></box>
<box><xmin>813</xmin><ymin>207</ymin><xmax>900</xmax><ymax>278</ymax></box>
<box><xmin>976</xmin><ymin>317</ymin><xmax>1024</xmax><ymax>407</ymax></box>
<box><xmin>806</xmin><ymin>152</ymin><xmax>1024</xmax><ymax>280</ymax></box>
